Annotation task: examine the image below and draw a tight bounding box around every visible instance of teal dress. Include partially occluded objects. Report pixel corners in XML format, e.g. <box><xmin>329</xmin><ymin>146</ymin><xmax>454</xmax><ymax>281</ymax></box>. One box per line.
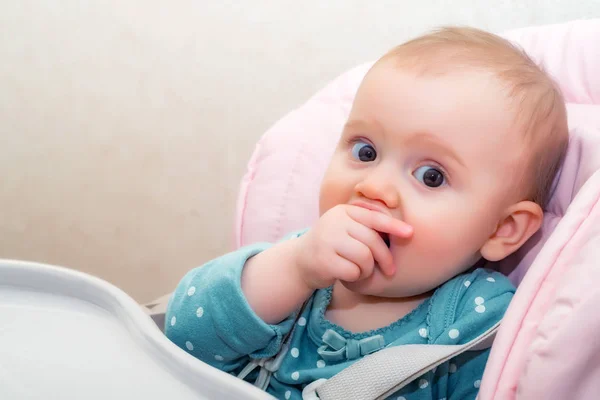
<box><xmin>165</xmin><ymin>234</ymin><xmax>514</xmax><ymax>400</ymax></box>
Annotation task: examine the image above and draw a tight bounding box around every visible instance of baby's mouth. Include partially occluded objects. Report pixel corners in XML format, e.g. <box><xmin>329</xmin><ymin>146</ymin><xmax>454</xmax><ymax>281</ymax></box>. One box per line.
<box><xmin>379</xmin><ymin>232</ymin><xmax>391</xmax><ymax>248</ymax></box>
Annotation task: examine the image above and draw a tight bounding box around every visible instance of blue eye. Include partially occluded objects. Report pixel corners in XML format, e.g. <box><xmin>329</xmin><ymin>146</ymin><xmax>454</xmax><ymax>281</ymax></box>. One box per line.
<box><xmin>413</xmin><ymin>166</ymin><xmax>446</xmax><ymax>188</ymax></box>
<box><xmin>351</xmin><ymin>141</ymin><xmax>377</xmax><ymax>162</ymax></box>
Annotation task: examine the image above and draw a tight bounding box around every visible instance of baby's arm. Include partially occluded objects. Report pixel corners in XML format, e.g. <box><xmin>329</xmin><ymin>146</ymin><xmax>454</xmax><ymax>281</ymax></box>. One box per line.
<box><xmin>164</xmin><ymin>242</ymin><xmax>298</xmax><ymax>371</ymax></box>
<box><xmin>241</xmin><ymin>237</ymin><xmax>314</xmax><ymax>324</ymax></box>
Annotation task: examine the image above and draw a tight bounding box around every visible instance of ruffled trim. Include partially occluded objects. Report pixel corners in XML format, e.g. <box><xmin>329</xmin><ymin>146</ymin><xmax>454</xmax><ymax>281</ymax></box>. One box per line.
<box><xmin>309</xmin><ymin>286</ymin><xmax>431</xmax><ymax>342</ymax></box>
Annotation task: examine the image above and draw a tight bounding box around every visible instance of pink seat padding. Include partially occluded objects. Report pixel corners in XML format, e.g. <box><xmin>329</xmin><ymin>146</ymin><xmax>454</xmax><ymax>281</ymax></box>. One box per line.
<box><xmin>234</xmin><ymin>19</ymin><xmax>600</xmax><ymax>400</ymax></box>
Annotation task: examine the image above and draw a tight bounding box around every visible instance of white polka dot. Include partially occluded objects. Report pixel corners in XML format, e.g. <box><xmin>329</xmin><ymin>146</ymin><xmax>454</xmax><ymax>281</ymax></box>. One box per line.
<box><xmin>487</xmin><ymin>277</ymin><xmax>496</xmax><ymax>282</ymax></box>
<box><xmin>170</xmin><ymin>316</ymin><xmax>176</xmax><ymax>326</ymax></box>
<box><xmin>419</xmin><ymin>328</ymin><xmax>428</xmax><ymax>338</ymax></box>
<box><xmin>196</xmin><ymin>307</ymin><xmax>204</xmax><ymax>318</ymax></box>
<box><xmin>187</xmin><ymin>286</ymin><xmax>196</xmax><ymax>296</ymax></box>
<box><xmin>449</xmin><ymin>329</ymin><xmax>460</xmax><ymax>339</ymax></box>
<box><xmin>397</xmin><ymin>397</ymin><xmax>407</xmax><ymax>400</ymax></box>
<box><xmin>449</xmin><ymin>363</ymin><xmax>457</xmax><ymax>373</ymax></box>
<box><xmin>419</xmin><ymin>378</ymin><xmax>429</xmax><ymax>389</ymax></box>
<box><xmin>317</xmin><ymin>360</ymin><xmax>326</xmax><ymax>368</ymax></box>
<box><xmin>475</xmin><ymin>305</ymin><xmax>486</xmax><ymax>313</ymax></box>
<box><xmin>475</xmin><ymin>297</ymin><xmax>485</xmax><ymax>305</ymax></box>
<box><xmin>298</xmin><ymin>317</ymin><xmax>307</xmax><ymax>326</ymax></box>
<box><xmin>291</xmin><ymin>371</ymin><xmax>300</xmax><ymax>380</ymax></box>
<box><xmin>285</xmin><ymin>391</ymin><xmax>291</xmax><ymax>400</ymax></box>
<box><xmin>474</xmin><ymin>380</ymin><xmax>481</xmax><ymax>388</ymax></box>
<box><xmin>215</xmin><ymin>355</ymin><xmax>224</xmax><ymax>361</ymax></box>
<box><xmin>464</xmin><ymin>280</ymin><xmax>471</xmax><ymax>288</ymax></box>
<box><xmin>290</xmin><ymin>348</ymin><xmax>299</xmax><ymax>358</ymax></box>
<box><xmin>185</xmin><ymin>341</ymin><xmax>194</xmax><ymax>351</ymax></box>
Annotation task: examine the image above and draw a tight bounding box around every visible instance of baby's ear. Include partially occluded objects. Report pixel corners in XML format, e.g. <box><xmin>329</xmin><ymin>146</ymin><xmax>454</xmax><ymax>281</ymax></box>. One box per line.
<box><xmin>480</xmin><ymin>201</ymin><xmax>543</xmax><ymax>262</ymax></box>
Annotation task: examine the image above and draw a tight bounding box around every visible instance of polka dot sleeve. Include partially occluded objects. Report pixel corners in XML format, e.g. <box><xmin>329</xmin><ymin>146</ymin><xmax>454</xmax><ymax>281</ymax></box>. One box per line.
<box><xmin>431</xmin><ymin>269</ymin><xmax>516</xmax><ymax>400</ymax></box>
<box><xmin>164</xmin><ymin>242</ymin><xmax>297</xmax><ymax>372</ymax></box>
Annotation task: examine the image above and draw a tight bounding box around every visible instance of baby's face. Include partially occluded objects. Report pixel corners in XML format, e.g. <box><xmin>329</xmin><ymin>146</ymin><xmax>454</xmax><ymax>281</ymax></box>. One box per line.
<box><xmin>319</xmin><ymin>60</ymin><xmax>528</xmax><ymax>297</ymax></box>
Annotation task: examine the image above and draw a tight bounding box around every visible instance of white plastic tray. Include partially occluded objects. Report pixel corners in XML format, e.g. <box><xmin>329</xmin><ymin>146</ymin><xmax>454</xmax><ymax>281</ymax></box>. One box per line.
<box><xmin>0</xmin><ymin>259</ymin><xmax>274</xmax><ymax>400</ymax></box>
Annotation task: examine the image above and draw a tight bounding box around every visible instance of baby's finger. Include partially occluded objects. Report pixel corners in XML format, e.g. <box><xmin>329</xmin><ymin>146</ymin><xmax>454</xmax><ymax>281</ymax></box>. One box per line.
<box><xmin>334</xmin><ymin>237</ymin><xmax>375</xmax><ymax>281</ymax></box>
<box><xmin>329</xmin><ymin>253</ymin><xmax>363</xmax><ymax>283</ymax></box>
<box><xmin>347</xmin><ymin>223</ymin><xmax>395</xmax><ymax>276</ymax></box>
<box><xmin>346</xmin><ymin>206</ymin><xmax>413</xmax><ymax>238</ymax></box>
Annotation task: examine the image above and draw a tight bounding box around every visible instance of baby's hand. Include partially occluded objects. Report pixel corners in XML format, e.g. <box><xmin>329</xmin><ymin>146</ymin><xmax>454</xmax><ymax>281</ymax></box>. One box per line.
<box><xmin>295</xmin><ymin>205</ymin><xmax>413</xmax><ymax>290</ymax></box>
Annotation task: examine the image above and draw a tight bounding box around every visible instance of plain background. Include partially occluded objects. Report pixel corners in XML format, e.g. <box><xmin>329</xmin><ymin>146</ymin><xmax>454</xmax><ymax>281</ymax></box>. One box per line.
<box><xmin>1</xmin><ymin>1</ymin><xmax>599</xmax><ymax>301</ymax></box>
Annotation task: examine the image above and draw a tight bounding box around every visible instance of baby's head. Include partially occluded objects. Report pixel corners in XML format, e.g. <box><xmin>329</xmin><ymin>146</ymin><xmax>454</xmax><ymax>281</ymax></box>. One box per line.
<box><xmin>319</xmin><ymin>27</ymin><xmax>569</xmax><ymax>297</ymax></box>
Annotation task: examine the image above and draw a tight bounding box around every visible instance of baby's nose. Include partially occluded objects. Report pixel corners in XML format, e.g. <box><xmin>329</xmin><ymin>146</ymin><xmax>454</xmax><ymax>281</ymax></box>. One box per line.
<box><xmin>354</xmin><ymin>175</ymin><xmax>400</xmax><ymax>210</ymax></box>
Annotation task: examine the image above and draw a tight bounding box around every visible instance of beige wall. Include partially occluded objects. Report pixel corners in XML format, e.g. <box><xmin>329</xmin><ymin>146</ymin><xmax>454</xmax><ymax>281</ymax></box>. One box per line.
<box><xmin>0</xmin><ymin>1</ymin><xmax>597</xmax><ymax>302</ymax></box>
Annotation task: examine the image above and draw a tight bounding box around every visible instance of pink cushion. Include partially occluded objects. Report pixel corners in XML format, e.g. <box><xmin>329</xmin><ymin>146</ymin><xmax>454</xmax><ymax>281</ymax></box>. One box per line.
<box><xmin>235</xmin><ymin>19</ymin><xmax>600</xmax><ymax>399</ymax></box>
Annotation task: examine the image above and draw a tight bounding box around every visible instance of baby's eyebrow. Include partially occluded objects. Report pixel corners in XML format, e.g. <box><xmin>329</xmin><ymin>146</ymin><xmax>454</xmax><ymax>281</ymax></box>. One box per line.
<box><xmin>403</xmin><ymin>132</ymin><xmax>466</xmax><ymax>168</ymax></box>
<box><xmin>344</xmin><ymin>118</ymin><xmax>384</xmax><ymax>133</ymax></box>
<box><xmin>344</xmin><ymin>120</ymin><xmax>364</xmax><ymax>130</ymax></box>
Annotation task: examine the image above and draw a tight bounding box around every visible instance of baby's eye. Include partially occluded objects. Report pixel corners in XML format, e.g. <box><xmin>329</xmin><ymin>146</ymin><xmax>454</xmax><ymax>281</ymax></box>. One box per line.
<box><xmin>351</xmin><ymin>141</ymin><xmax>377</xmax><ymax>162</ymax></box>
<box><xmin>413</xmin><ymin>165</ymin><xmax>446</xmax><ymax>188</ymax></box>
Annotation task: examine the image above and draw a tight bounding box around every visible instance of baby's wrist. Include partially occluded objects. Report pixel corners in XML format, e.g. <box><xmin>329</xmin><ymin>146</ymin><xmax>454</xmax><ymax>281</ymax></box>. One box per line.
<box><xmin>287</xmin><ymin>236</ymin><xmax>318</xmax><ymax>292</ymax></box>
<box><xmin>295</xmin><ymin>250</ymin><xmax>333</xmax><ymax>291</ymax></box>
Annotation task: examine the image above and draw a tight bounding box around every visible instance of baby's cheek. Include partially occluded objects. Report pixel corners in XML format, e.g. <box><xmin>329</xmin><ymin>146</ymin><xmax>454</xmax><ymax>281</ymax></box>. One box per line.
<box><xmin>319</xmin><ymin>178</ymin><xmax>344</xmax><ymax>214</ymax></box>
<box><xmin>411</xmin><ymin>222</ymin><xmax>459</xmax><ymax>259</ymax></box>
<box><xmin>409</xmin><ymin>210</ymin><xmax>480</xmax><ymax>268</ymax></box>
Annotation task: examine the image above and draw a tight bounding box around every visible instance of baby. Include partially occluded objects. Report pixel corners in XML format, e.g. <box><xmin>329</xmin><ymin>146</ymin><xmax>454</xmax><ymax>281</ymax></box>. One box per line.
<box><xmin>165</xmin><ymin>27</ymin><xmax>568</xmax><ymax>400</ymax></box>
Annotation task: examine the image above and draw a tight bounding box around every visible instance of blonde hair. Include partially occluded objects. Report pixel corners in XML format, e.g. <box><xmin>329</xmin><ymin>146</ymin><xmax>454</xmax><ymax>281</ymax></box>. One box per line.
<box><xmin>382</xmin><ymin>27</ymin><xmax>568</xmax><ymax>207</ymax></box>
